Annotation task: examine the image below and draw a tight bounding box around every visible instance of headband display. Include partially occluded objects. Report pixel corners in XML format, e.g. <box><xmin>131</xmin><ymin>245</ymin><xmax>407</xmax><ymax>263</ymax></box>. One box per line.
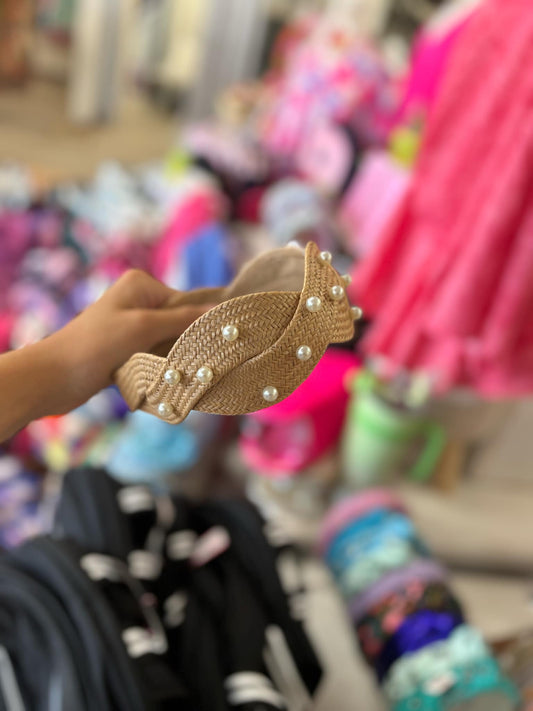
<box><xmin>115</xmin><ymin>242</ymin><xmax>361</xmax><ymax>423</ymax></box>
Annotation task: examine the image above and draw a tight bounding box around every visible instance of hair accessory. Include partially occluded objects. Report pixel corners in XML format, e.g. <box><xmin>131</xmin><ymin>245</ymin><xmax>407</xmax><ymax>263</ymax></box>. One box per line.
<box><xmin>349</xmin><ymin>560</ymin><xmax>448</xmax><ymax>624</ymax></box>
<box><xmin>391</xmin><ymin>657</ymin><xmax>520</xmax><ymax>711</ymax></box>
<box><xmin>319</xmin><ymin>489</ymin><xmax>406</xmax><ymax>555</ymax></box>
<box><xmin>356</xmin><ymin>583</ymin><xmax>464</xmax><ymax>669</ymax></box>
<box><xmin>377</xmin><ymin>610</ymin><xmax>464</xmax><ymax>682</ymax></box>
<box><xmin>115</xmin><ymin>242</ymin><xmax>357</xmax><ymax>423</ymax></box>
<box><xmin>384</xmin><ymin>625</ymin><xmax>490</xmax><ymax>700</ymax></box>
<box><xmin>338</xmin><ymin>545</ymin><xmax>425</xmax><ymax>599</ymax></box>
<box><xmin>324</xmin><ymin>509</ymin><xmax>420</xmax><ymax>576</ymax></box>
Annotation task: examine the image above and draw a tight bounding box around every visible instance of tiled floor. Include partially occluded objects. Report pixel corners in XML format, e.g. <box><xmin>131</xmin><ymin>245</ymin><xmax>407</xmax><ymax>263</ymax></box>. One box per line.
<box><xmin>303</xmin><ymin>559</ymin><xmax>385</xmax><ymax>711</ymax></box>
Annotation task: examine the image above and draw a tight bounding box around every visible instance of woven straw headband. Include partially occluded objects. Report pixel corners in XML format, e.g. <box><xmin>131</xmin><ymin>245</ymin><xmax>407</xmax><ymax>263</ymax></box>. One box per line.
<box><xmin>115</xmin><ymin>242</ymin><xmax>362</xmax><ymax>424</ymax></box>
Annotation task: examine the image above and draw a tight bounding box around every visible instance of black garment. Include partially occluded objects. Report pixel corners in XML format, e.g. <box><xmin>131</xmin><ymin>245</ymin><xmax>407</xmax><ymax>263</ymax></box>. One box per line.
<box><xmin>0</xmin><ymin>467</ymin><xmax>323</xmax><ymax>711</ymax></box>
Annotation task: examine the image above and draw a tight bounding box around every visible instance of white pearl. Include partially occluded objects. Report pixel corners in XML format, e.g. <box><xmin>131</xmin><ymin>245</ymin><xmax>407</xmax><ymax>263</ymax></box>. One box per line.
<box><xmin>196</xmin><ymin>366</ymin><xmax>214</xmax><ymax>384</ymax></box>
<box><xmin>164</xmin><ymin>368</ymin><xmax>181</xmax><ymax>385</ymax></box>
<box><xmin>306</xmin><ymin>296</ymin><xmax>322</xmax><ymax>313</ymax></box>
<box><xmin>262</xmin><ymin>386</ymin><xmax>279</xmax><ymax>403</ymax></box>
<box><xmin>329</xmin><ymin>285</ymin><xmax>345</xmax><ymax>301</ymax></box>
<box><xmin>296</xmin><ymin>345</ymin><xmax>312</xmax><ymax>362</ymax></box>
<box><xmin>351</xmin><ymin>306</ymin><xmax>364</xmax><ymax>320</ymax></box>
<box><xmin>319</xmin><ymin>251</ymin><xmax>332</xmax><ymax>264</ymax></box>
<box><xmin>157</xmin><ymin>402</ymin><xmax>173</xmax><ymax>418</ymax></box>
<box><xmin>287</xmin><ymin>240</ymin><xmax>304</xmax><ymax>251</ymax></box>
<box><xmin>221</xmin><ymin>324</ymin><xmax>239</xmax><ymax>342</ymax></box>
<box><xmin>342</xmin><ymin>274</ymin><xmax>352</xmax><ymax>285</ymax></box>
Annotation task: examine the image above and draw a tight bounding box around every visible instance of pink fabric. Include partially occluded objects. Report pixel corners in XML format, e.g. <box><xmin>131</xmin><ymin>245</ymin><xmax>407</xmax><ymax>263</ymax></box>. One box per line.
<box><xmin>182</xmin><ymin>123</ymin><xmax>268</xmax><ymax>182</ymax></box>
<box><xmin>240</xmin><ymin>350</ymin><xmax>359</xmax><ymax>476</ymax></box>
<box><xmin>234</xmin><ymin>186</ymin><xmax>268</xmax><ymax>224</ymax></box>
<box><xmin>395</xmin><ymin>15</ymin><xmax>473</xmax><ymax>126</ymax></box>
<box><xmin>0</xmin><ymin>312</ymin><xmax>14</xmax><ymax>353</ymax></box>
<box><xmin>258</xmin><ymin>30</ymin><xmax>394</xmax><ymax>159</ymax></box>
<box><xmin>351</xmin><ymin>0</ymin><xmax>533</xmax><ymax>397</ymax></box>
<box><xmin>295</xmin><ymin>121</ymin><xmax>355</xmax><ymax>196</ymax></box>
<box><xmin>319</xmin><ymin>489</ymin><xmax>406</xmax><ymax>555</ymax></box>
<box><xmin>151</xmin><ymin>189</ymin><xmax>225</xmax><ymax>281</ymax></box>
<box><xmin>266</xmin><ymin>12</ymin><xmax>319</xmax><ymax>80</ymax></box>
<box><xmin>339</xmin><ymin>150</ymin><xmax>411</xmax><ymax>257</ymax></box>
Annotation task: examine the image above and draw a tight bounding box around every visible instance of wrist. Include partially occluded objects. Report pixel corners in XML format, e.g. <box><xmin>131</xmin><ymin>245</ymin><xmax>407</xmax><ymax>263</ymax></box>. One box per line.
<box><xmin>0</xmin><ymin>338</ymin><xmax>67</xmax><ymax>442</ymax></box>
<box><xmin>27</xmin><ymin>337</ymin><xmax>69</xmax><ymax>419</ymax></box>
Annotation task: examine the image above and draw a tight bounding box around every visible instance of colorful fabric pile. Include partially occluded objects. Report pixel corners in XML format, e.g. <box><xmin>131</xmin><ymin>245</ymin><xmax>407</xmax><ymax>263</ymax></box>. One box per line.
<box><xmin>319</xmin><ymin>490</ymin><xmax>521</xmax><ymax>709</ymax></box>
<box><xmin>256</xmin><ymin>23</ymin><xmax>397</xmax><ymax>160</ymax></box>
<box><xmin>0</xmin><ymin>160</ymin><xmax>236</xmax><ymax>546</ymax></box>
<box><xmin>0</xmin><ymin>453</ymin><xmax>49</xmax><ymax>549</ymax></box>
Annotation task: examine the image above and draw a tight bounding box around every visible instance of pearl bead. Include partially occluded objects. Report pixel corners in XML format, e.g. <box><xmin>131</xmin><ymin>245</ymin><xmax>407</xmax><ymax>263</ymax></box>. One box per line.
<box><xmin>262</xmin><ymin>386</ymin><xmax>279</xmax><ymax>403</ymax></box>
<box><xmin>157</xmin><ymin>402</ymin><xmax>173</xmax><ymax>419</ymax></box>
<box><xmin>319</xmin><ymin>251</ymin><xmax>332</xmax><ymax>264</ymax></box>
<box><xmin>296</xmin><ymin>345</ymin><xmax>312</xmax><ymax>362</ymax></box>
<box><xmin>287</xmin><ymin>240</ymin><xmax>304</xmax><ymax>251</ymax></box>
<box><xmin>329</xmin><ymin>285</ymin><xmax>345</xmax><ymax>301</ymax></box>
<box><xmin>342</xmin><ymin>274</ymin><xmax>352</xmax><ymax>285</ymax></box>
<box><xmin>221</xmin><ymin>324</ymin><xmax>239</xmax><ymax>342</ymax></box>
<box><xmin>306</xmin><ymin>296</ymin><xmax>322</xmax><ymax>313</ymax></box>
<box><xmin>164</xmin><ymin>368</ymin><xmax>181</xmax><ymax>385</ymax></box>
<box><xmin>351</xmin><ymin>306</ymin><xmax>364</xmax><ymax>320</ymax></box>
<box><xmin>196</xmin><ymin>366</ymin><xmax>214</xmax><ymax>384</ymax></box>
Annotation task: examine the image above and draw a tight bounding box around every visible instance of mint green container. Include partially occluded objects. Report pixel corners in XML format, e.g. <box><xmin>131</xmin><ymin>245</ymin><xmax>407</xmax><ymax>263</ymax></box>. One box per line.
<box><xmin>341</xmin><ymin>371</ymin><xmax>445</xmax><ymax>488</ymax></box>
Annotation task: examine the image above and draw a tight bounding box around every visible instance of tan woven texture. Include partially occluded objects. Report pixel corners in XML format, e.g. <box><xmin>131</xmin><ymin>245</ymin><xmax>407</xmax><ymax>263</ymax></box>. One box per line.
<box><xmin>114</xmin><ymin>242</ymin><xmax>356</xmax><ymax>423</ymax></box>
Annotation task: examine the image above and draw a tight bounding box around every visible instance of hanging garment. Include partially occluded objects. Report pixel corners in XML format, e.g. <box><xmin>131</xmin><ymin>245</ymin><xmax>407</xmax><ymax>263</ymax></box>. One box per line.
<box><xmin>339</xmin><ymin>150</ymin><xmax>411</xmax><ymax>258</ymax></box>
<box><xmin>257</xmin><ymin>25</ymin><xmax>395</xmax><ymax>160</ymax></box>
<box><xmin>394</xmin><ymin>6</ymin><xmax>476</xmax><ymax>127</ymax></box>
<box><xmin>352</xmin><ymin>0</ymin><xmax>533</xmax><ymax>396</ymax></box>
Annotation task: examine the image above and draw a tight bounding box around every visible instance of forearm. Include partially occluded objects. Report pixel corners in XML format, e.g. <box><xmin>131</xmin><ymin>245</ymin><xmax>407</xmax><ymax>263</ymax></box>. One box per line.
<box><xmin>0</xmin><ymin>340</ymin><xmax>64</xmax><ymax>442</ymax></box>
<box><xmin>0</xmin><ymin>270</ymin><xmax>207</xmax><ymax>444</ymax></box>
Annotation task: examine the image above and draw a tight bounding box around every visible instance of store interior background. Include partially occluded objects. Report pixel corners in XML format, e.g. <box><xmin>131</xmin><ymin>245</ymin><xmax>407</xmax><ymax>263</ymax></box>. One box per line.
<box><xmin>1</xmin><ymin>1</ymin><xmax>533</xmax><ymax>709</ymax></box>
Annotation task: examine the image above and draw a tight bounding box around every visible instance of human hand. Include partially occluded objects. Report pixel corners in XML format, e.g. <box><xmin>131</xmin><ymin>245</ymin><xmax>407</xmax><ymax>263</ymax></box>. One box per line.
<box><xmin>40</xmin><ymin>270</ymin><xmax>210</xmax><ymax>416</ymax></box>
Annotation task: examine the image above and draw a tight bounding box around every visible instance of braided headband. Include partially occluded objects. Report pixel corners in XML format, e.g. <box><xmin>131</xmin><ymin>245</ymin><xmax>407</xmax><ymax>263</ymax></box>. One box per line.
<box><xmin>115</xmin><ymin>242</ymin><xmax>361</xmax><ymax>424</ymax></box>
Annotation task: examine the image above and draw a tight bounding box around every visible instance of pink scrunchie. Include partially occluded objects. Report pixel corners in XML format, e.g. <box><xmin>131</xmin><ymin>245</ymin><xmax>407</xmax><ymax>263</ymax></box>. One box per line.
<box><xmin>319</xmin><ymin>489</ymin><xmax>406</xmax><ymax>555</ymax></box>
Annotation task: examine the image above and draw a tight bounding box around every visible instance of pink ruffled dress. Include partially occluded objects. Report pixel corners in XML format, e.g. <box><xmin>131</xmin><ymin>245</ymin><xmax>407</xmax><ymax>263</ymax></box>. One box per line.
<box><xmin>351</xmin><ymin>0</ymin><xmax>533</xmax><ymax>397</ymax></box>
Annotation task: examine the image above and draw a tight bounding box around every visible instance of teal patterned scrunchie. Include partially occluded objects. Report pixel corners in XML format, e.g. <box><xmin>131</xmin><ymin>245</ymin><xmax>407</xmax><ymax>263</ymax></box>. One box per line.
<box><xmin>385</xmin><ymin>625</ymin><xmax>489</xmax><ymax>700</ymax></box>
<box><xmin>391</xmin><ymin>656</ymin><xmax>520</xmax><ymax>711</ymax></box>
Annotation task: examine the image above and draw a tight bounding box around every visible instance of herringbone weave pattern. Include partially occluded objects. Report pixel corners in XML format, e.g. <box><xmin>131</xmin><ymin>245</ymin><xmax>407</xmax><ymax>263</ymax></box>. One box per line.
<box><xmin>115</xmin><ymin>243</ymin><xmax>356</xmax><ymax>423</ymax></box>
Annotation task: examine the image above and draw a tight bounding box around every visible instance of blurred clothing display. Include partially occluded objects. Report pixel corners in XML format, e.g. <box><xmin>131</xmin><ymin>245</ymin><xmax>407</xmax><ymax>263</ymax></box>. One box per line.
<box><xmin>395</xmin><ymin>0</ymin><xmax>478</xmax><ymax>126</ymax></box>
<box><xmin>182</xmin><ymin>122</ymin><xmax>269</xmax><ymax>186</ymax></box>
<box><xmin>257</xmin><ymin>25</ymin><xmax>396</xmax><ymax>160</ymax></box>
<box><xmin>353</xmin><ymin>0</ymin><xmax>533</xmax><ymax>397</ymax></box>
<box><xmin>135</xmin><ymin>0</ymin><xmax>210</xmax><ymax>93</ymax></box>
<box><xmin>188</xmin><ymin>0</ymin><xmax>268</xmax><ymax>120</ymax></box>
<box><xmin>68</xmin><ymin>0</ymin><xmax>135</xmax><ymax>123</ymax></box>
<box><xmin>36</xmin><ymin>0</ymin><xmax>76</xmax><ymax>30</ymax></box>
<box><xmin>0</xmin><ymin>0</ymin><xmax>33</xmax><ymax>84</ymax></box>
<box><xmin>339</xmin><ymin>149</ymin><xmax>412</xmax><ymax>258</ymax></box>
<box><xmin>295</xmin><ymin>121</ymin><xmax>362</xmax><ymax>198</ymax></box>
<box><xmin>0</xmin><ymin>467</ymin><xmax>323</xmax><ymax>710</ymax></box>
<box><xmin>0</xmin><ymin>454</ymin><xmax>47</xmax><ymax>549</ymax></box>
